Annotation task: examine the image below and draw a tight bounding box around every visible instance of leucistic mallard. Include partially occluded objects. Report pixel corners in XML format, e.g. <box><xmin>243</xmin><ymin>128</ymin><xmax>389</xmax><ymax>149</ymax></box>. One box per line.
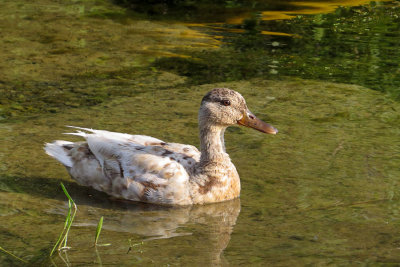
<box><xmin>45</xmin><ymin>88</ymin><xmax>277</xmax><ymax>205</ymax></box>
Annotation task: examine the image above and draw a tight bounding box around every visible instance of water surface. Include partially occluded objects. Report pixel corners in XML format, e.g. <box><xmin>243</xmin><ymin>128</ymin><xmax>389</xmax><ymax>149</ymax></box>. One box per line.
<box><xmin>1</xmin><ymin>0</ymin><xmax>400</xmax><ymax>266</ymax></box>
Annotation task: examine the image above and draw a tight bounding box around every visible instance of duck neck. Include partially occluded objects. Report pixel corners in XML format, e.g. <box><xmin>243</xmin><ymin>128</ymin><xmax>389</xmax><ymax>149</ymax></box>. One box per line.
<box><xmin>199</xmin><ymin>123</ymin><xmax>230</xmax><ymax>166</ymax></box>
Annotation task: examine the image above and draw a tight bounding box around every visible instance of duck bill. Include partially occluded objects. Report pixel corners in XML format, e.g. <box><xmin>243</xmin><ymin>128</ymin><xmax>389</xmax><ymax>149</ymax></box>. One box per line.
<box><xmin>237</xmin><ymin>111</ymin><xmax>278</xmax><ymax>135</ymax></box>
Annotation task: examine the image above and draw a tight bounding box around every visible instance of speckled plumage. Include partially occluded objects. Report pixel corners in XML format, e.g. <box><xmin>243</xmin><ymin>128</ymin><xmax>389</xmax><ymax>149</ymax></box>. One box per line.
<box><xmin>45</xmin><ymin>88</ymin><xmax>277</xmax><ymax>205</ymax></box>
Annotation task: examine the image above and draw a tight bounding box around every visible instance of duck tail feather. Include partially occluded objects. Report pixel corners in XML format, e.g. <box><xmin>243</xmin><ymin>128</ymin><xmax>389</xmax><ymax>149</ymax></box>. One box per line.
<box><xmin>44</xmin><ymin>141</ymin><xmax>74</xmax><ymax>167</ymax></box>
<box><xmin>65</xmin><ymin>125</ymin><xmax>96</xmax><ymax>133</ymax></box>
<box><xmin>63</xmin><ymin>130</ymin><xmax>87</xmax><ymax>138</ymax></box>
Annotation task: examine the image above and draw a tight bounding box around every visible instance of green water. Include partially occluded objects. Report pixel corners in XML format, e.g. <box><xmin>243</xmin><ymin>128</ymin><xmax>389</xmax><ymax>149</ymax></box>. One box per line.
<box><xmin>1</xmin><ymin>0</ymin><xmax>400</xmax><ymax>266</ymax></box>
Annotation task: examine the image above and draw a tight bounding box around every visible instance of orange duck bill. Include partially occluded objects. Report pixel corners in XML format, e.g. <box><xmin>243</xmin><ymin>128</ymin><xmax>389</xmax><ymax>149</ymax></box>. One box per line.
<box><xmin>237</xmin><ymin>110</ymin><xmax>278</xmax><ymax>135</ymax></box>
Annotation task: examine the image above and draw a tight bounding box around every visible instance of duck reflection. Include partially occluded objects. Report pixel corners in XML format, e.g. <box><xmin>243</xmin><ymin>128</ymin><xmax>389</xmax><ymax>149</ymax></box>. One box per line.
<box><xmin>70</xmin><ymin>196</ymin><xmax>241</xmax><ymax>265</ymax></box>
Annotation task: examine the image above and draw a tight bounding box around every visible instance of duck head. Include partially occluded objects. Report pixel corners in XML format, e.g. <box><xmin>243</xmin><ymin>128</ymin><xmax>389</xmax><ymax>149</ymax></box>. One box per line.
<box><xmin>199</xmin><ymin>88</ymin><xmax>278</xmax><ymax>134</ymax></box>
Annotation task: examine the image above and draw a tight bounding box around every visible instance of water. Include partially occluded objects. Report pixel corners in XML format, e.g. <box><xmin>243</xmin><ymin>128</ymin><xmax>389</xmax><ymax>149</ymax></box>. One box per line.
<box><xmin>1</xmin><ymin>0</ymin><xmax>400</xmax><ymax>266</ymax></box>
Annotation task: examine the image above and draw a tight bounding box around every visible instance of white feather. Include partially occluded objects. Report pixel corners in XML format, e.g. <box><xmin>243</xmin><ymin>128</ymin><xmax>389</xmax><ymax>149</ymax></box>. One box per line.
<box><xmin>44</xmin><ymin>140</ymin><xmax>74</xmax><ymax>167</ymax></box>
<box><xmin>64</xmin><ymin>126</ymin><xmax>164</xmax><ymax>145</ymax></box>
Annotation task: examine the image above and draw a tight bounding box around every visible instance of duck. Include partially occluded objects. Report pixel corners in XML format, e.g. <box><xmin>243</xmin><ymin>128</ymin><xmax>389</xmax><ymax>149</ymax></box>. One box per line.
<box><xmin>45</xmin><ymin>88</ymin><xmax>277</xmax><ymax>205</ymax></box>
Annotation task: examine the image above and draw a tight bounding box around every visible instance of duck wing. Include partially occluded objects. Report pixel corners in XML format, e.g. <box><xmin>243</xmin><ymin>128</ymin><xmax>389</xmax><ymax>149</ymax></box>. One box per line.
<box><xmin>59</xmin><ymin>126</ymin><xmax>200</xmax><ymax>205</ymax></box>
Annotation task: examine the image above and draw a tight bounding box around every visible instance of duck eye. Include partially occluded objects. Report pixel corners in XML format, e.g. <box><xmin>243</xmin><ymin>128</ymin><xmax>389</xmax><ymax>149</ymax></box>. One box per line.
<box><xmin>221</xmin><ymin>100</ymin><xmax>231</xmax><ymax>106</ymax></box>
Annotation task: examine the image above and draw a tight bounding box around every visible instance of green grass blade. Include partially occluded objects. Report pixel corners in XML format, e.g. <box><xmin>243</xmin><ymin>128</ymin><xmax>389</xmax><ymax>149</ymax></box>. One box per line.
<box><xmin>0</xmin><ymin>246</ymin><xmax>28</xmax><ymax>264</ymax></box>
<box><xmin>50</xmin><ymin>200</ymin><xmax>71</xmax><ymax>256</ymax></box>
<box><xmin>60</xmin><ymin>183</ymin><xmax>75</xmax><ymax>205</ymax></box>
<box><xmin>95</xmin><ymin>216</ymin><xmax>104</xmax><ymax>246</ymax></box>
<box><xmin>50</xmin><ymin>183</ymin><xmax>78</xmax><ymax>256</ymax></box>
<box><xmin>61</xmin><ymin>202</ymin><xmax>77</xmax><ymax>249</ymax></box>
<box><xmin>50</xmin><ymin>227</ymin><xmax>66</xmax><ymax>256</ymax></box>
<box><xmin>59</xmin><ymin>200</ymin><xmax>72</xmax><ymax>249</ymax></box>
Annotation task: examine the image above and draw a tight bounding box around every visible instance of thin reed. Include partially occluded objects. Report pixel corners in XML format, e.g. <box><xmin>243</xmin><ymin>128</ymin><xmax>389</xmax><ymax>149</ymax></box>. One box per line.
<box><xmin>94</xmin><ymin>216</ymin><xmax>104</xmax><ymax>246</ymax></box>
<box><xmin>0</xmin><ymin>246</ymin><xmax>27</xmax><ymax>264</ymax></box>
<box><xmin>94</xmin><ymin>216</ymin><xmax>111</xmax><ymax>247</ymax></box>
<box><xmin>50</xmin><ymin>183</ymin><xmax>77</xmax><ymax>256</ymax></box>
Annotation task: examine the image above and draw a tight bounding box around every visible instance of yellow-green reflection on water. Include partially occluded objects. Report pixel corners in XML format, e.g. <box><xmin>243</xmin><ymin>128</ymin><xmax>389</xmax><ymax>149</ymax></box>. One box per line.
<box><xmin>0</xmin><ymin>0</ymin><xmax>219</xmax><ymax>84</ymax></box>
<box><xmin>1</xmin><ymin>0</ymin><xmax>400</xmax><ymax>265</ymax></box>
<box><xmin>220</xmin><ymin>0</ymin><xmax>393</xmax><ymax>36</ymax></box>
<box><xmin>260</xmin><ymin>0</ymin><xmax>392</xmax><ymax>21</ymax></box>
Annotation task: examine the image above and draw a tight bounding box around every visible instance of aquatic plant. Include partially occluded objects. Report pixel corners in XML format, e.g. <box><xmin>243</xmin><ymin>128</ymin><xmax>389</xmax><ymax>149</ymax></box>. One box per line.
<box><xmin>0</xmin><ymin>246</ymin><xmax>27</xmax><ymax>264</ymax></box>
<box><xmin>50</xmin><ymin>183</ymin><xmax>77</xmax><ymax>256</ymax></box>
<box><xmin>127</xmin><ymin>240</ymin><xmax>144</xmax><ymax>254</ymax></box>
<box><xmin>94</xmin><ymin>216</ymin><xmax>104</xmax><ymax>246</ymax></box>
<box><xmin>94</xmin><ymin>216</ymin><xmax>112</xmax><ymax>247</ymax></box>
